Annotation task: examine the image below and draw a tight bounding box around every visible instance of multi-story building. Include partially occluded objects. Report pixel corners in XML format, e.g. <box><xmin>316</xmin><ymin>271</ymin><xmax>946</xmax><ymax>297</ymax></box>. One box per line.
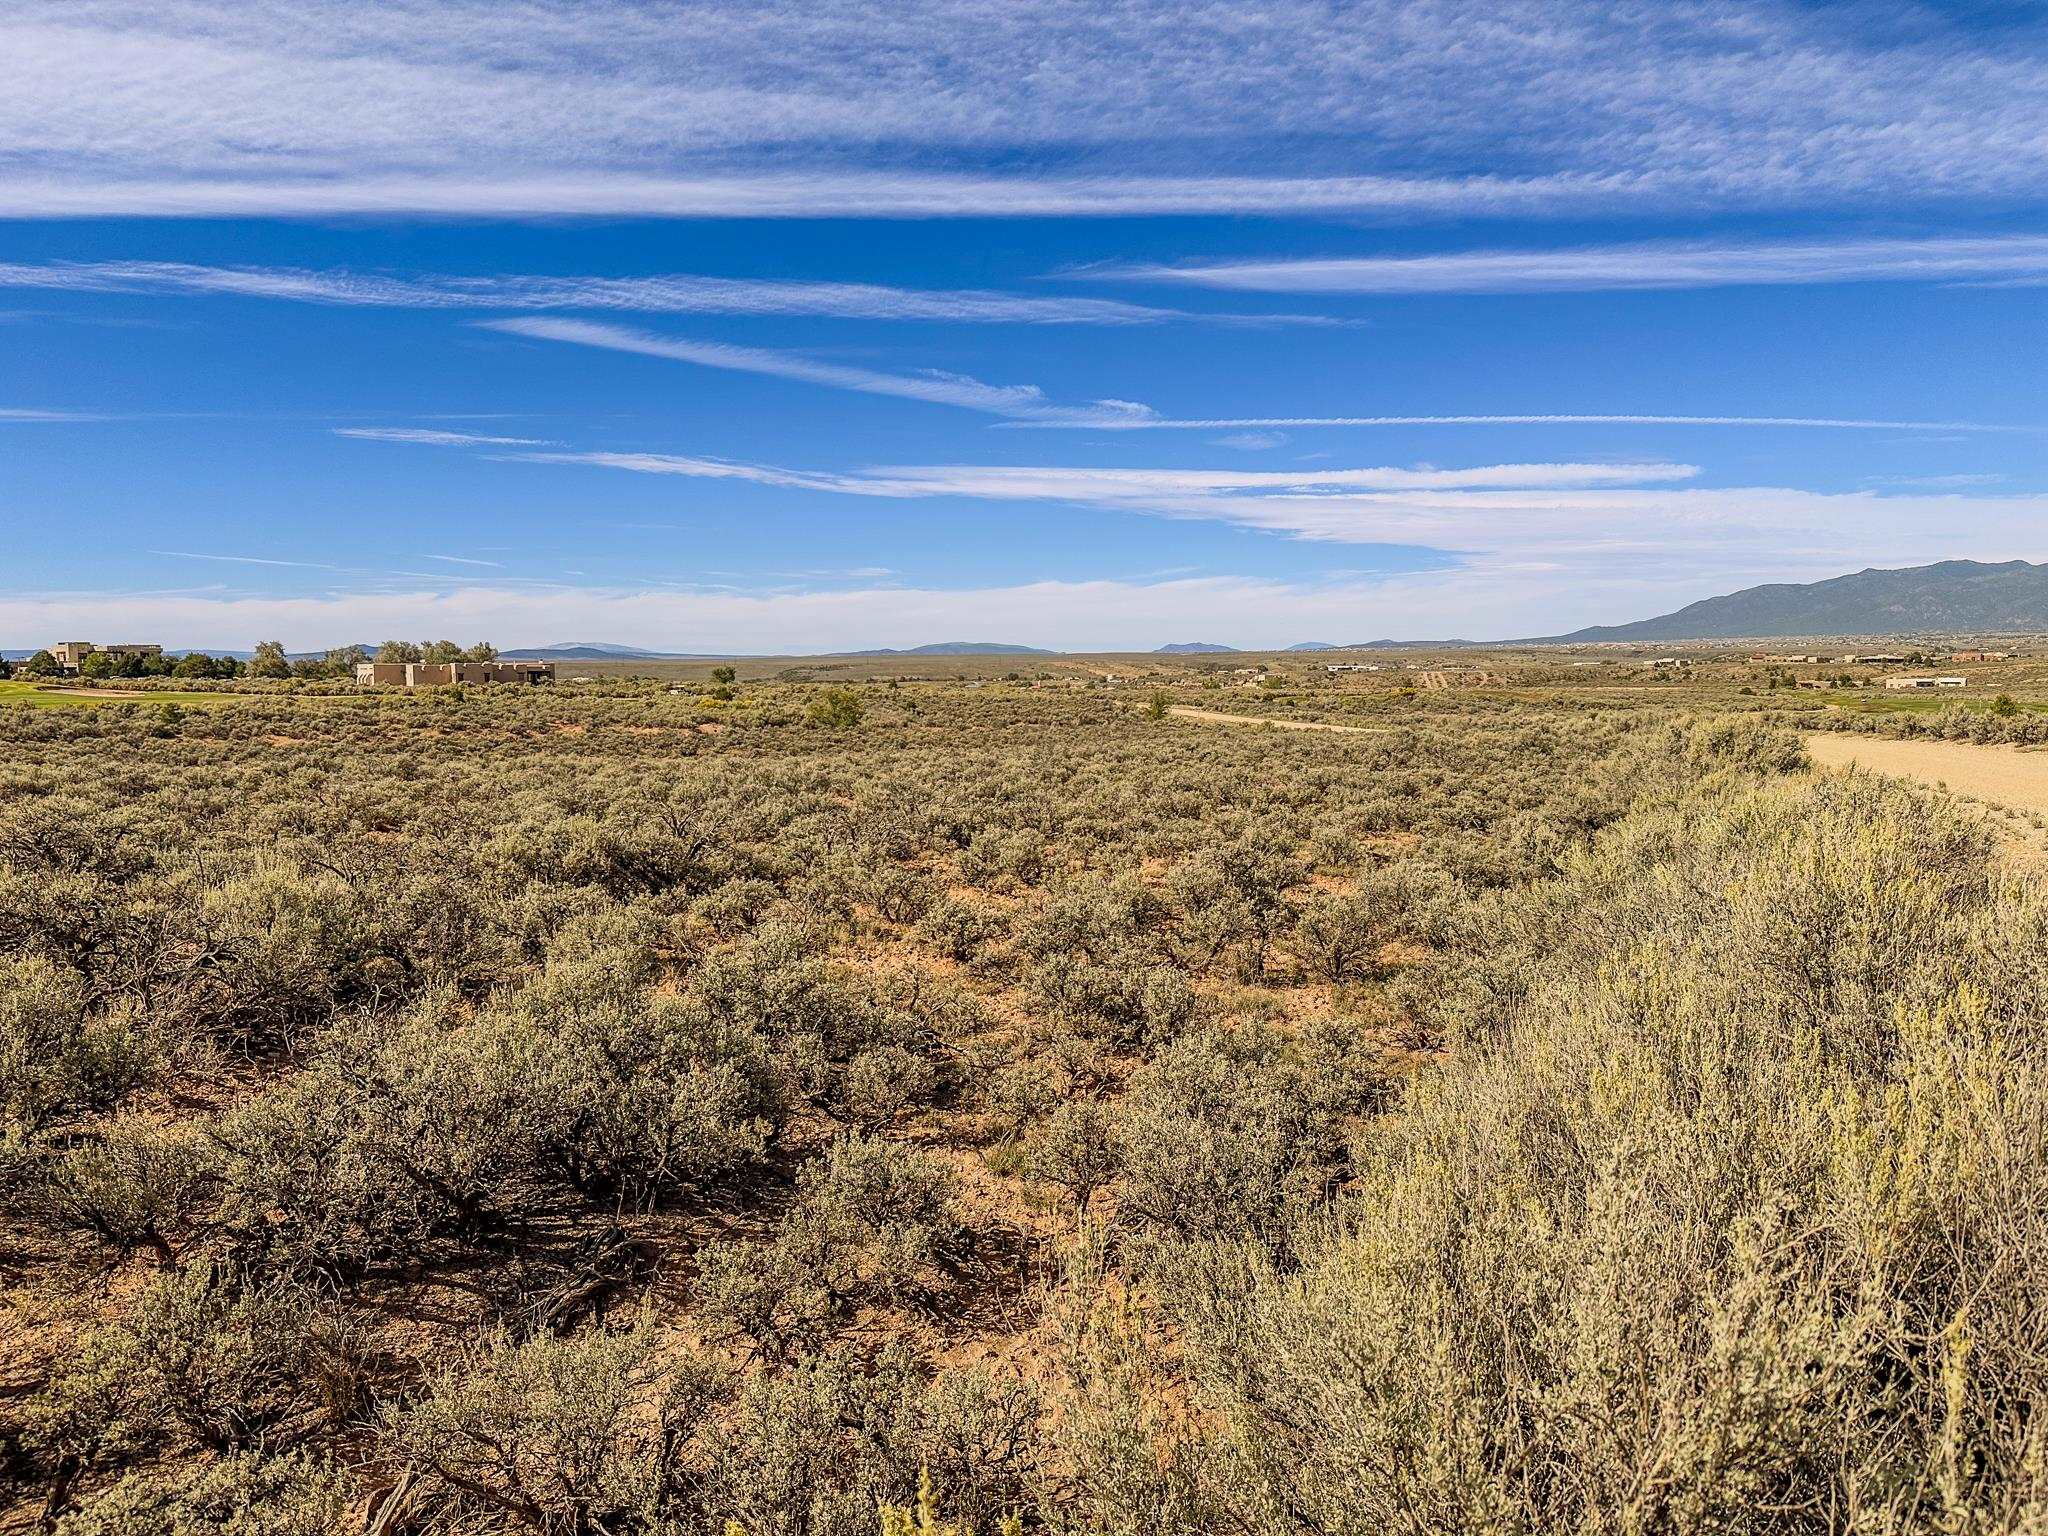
<box><xmin>47</xmin><ymin>641</ymin><xmax>163</xmax><ymax>675</ymax></box>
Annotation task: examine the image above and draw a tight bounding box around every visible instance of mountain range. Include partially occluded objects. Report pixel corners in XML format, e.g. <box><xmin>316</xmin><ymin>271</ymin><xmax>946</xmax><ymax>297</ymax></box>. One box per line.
<box><xmin>498</xmin><ymin>642</ymin><xmax>710</xmax><ymax>660</ymax></box>
<box><xmin>1546</xmin><ymin>559</ymin><xmax>2048</xmax><ymax>643</ymax></box>
<box><xmin>831</xmin><ymin>641</ymin><xmax>1058</xmax><ymax>657</ymax></box>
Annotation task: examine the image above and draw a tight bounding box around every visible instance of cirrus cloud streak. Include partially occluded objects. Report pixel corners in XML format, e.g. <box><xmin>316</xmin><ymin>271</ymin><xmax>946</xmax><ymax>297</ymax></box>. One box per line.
<box><xmin>493</xmin><ymin>444</ymin><xmax>2048</xmax><ymax>574</ymax></box>
<box><xmin>0</xmin><ymin>259</ymin><xmax>1303</xmax><ymax>326</ymax></box>
<box><xmin>483</xmin><ymin>317</ymin><xmax>1161</xmax><ymax>426</ymax></box>
<box><xmin>1114</xmin><ymin>235</ymin><xmax>2048</xmax><ymax>295</ymax></box>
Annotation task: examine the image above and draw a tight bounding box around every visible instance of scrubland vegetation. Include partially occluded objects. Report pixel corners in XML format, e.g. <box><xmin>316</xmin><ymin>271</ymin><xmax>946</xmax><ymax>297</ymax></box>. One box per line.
<box><xmin>3</xmin><ymin>676</ymin><xmax>2046</xmax><ymax>1533</ymax></box>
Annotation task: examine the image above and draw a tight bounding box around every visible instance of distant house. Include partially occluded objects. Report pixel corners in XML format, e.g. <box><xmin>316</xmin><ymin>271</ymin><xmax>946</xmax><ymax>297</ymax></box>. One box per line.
<box><xmin>355</xmin><ymin>660</ymin><xmax>555</xmax><ymax>686</ymax></box>
<box><xmin>48</xmin><ymin>641</ymin><xmax>163</xmax><ymax>676</ymax></box>
<box><xmin>1949</xmin><ymin>650</ymin><xmax>2011</xmax><ymax>662</ymax></box>
<box><xmin>1650</xmin><ymin>657</ymin><xmax>1684</xmax><ymax>668</ymax></box>
<box><xmin>1882</xmin><ymin>675</ymin><xmax>1967</xmax><ymax>690</ymax></box>
<box><xmin>1840</xmin><ymin>654</ymin><xmax>1907</xmax><ymax>665</ymax></box>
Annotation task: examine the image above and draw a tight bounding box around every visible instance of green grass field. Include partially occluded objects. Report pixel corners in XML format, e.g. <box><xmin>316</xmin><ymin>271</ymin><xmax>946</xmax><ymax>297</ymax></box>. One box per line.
<box><xmin>1816</xmin><ymin>688</ymin><xmax>2048</xmax><ymax>716</ymax></box>
<box><xmin>0</xmin><ymin>681</ymin><xmax>237</xmax><ymax>709</ymax></box>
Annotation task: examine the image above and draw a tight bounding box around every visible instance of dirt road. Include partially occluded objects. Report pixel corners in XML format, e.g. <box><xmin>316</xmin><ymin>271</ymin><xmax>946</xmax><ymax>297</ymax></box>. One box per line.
<box><xmin>1168</xmin><ymin>706</ymin><xmax>1390</xmax><ymax>735</ymax></box>
<box><xmin>1805</xmin><ymin>732</ymin><xmax>2048</xmax><ymax>816</ymax></box>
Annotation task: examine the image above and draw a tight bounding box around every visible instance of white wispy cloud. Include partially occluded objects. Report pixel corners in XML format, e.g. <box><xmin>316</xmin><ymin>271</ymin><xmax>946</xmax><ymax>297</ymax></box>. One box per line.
<box><xmin>488</xmin><ymin>444</ymin><xmax>2048</xmax><ymax>578</ymax></box>
<box><xmin>0</xmin><ymin>171</ymin><xmax>1629</xmax><ymax>222</ymax></box>
<box><xmin>1863</xmin><ymin>472</ymin><xmax>2009</xmax><ymax>490</ymax></box>
<box><xmin>8</xmin><ymin>3</ymin><xmax>2048</xmax><ymax>221</ymax></box>
<box><xmin>146</xmin><ymin>548</ymin><xmax>543</xmax><ymax>585</ymax></box>
<box><xmin>147</xmin><ymin>549</ymin><xmax>355</xmax><ymax>570</ymax></box>
<box><xmin>501</xmin><ymin>450</ymin><xmax>1699</xmax><ymax>510</ymax></box>
<box><xmin>1112</xmin><ymin>236</ymin><xmax>2048</xmax><ymax>295</ymax></box>
<box><xmin>483</xmin><ymin>318</ymin><xmax>1160</xmax><ymax>425</ymax></box>
<box><xmin>333</xmin><ymin>427</ymin><xmax>553</xmax><ymax>447</ymax></box>
<box><xmin>0</xmin><ymin>260</ymin><xmax>1290</xmax><ymax>326</ymax></box>
<box><xmin>1035</xmin><ymin>413</ymin><xmax>2038</xmax><ymax>435</ymax></box>
<box><xmin>0</xmin><ymin>407</ymin><xmax>106</xmax><ymax>421</ymax></box>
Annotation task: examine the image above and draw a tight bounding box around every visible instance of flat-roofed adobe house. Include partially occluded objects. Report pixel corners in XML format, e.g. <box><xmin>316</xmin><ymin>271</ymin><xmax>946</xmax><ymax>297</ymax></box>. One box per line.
<box><xmin>355</xmin><ymin>660</ymin><xmax>555</xmax><ymax>686</ymax></box>
<box><xmin>48</xmin><ymin>641</ymin><xmax>163</xmax><ymax>675</ymax></box>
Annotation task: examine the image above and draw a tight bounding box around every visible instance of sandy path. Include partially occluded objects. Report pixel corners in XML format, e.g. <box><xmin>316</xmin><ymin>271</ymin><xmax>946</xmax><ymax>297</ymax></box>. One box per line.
<box><xmin>1168</xmin><ymin>705</ymin><xmax>1390</xmax><ymax>735</ymax></box>
<box><xmin>1806</xmin><ymin>733</ymin><xmax>2048</xmax><ymax>815</ymax></box>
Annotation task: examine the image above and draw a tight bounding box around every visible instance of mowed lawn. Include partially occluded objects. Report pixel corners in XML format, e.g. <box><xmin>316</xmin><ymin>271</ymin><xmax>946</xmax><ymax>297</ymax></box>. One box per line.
<box><xmin>0</xmin><ymin>681</ymin><xmax>239</xmax><ymax>709</ymax></box>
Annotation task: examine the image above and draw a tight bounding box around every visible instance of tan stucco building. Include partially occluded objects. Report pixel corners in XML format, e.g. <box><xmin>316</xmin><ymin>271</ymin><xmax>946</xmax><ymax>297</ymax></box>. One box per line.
<box><xmin>355</xmin><ymin>660</ymin><xmax>555</xmax><ymax>686</ymax></box>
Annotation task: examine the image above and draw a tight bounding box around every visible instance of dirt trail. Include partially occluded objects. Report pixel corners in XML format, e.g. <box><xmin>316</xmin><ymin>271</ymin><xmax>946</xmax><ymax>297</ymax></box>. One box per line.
<box><xmin>1168</xmin><ymin>705</ymin><xmax>1390</xmax><ymax>735</ymax></box>
<box><xmin>1805</xmin><ymin>732</ymin><xmax>2048</xmax><ymax>816</ymax></box>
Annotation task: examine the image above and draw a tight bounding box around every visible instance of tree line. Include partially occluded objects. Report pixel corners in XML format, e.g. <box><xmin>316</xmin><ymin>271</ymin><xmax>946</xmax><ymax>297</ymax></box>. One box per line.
<box><xmin>10</xmin><ymin>640</ymin><xmax>500</xmax><ymax>683</ymax></box>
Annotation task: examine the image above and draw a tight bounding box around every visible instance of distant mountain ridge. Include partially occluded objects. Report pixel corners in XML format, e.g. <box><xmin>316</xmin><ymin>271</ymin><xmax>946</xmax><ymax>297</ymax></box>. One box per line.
<box><xmin>1156</xmin><ymin>641</ymin><xmax>1237</xmax><ymax>654</ymax></box>
<box><xmin>1546</xmin><ymin>559</ymin><xmax>2048</xmax><ymax>642</ymax></box>
<box><xmin>499</xmin><ymin>642</ymin><xmax>690</xmax><ymax>660</ymax></box>
<box><xmin>834</xmin><ymin>641</ymin><xmax>1057</xmax><ymax>657</ymax></box>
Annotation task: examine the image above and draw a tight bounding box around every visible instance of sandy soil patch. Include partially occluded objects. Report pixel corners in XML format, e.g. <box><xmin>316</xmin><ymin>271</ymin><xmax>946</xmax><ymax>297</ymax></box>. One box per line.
<box><xmin>1806</xmin><ymin>732</ymin><xmax>2048</xmax><ymax>817</ymax></box>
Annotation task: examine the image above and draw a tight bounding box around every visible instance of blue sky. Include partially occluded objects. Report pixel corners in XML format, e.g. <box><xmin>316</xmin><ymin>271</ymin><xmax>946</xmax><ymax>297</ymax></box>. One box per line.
<box><xmin>6</xmin><ymin>2</ymin><xmax>2048</xmax><ymax>650</ymax></box>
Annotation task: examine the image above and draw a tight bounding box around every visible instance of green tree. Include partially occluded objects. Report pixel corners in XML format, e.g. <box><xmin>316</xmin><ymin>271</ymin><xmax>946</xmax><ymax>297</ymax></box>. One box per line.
<box><xmin>375</xmin><ymin>640</ymin><xmax>423</xmax><ymax>664</ymax></box>
<box><xmin>710</xmin><ymin>666</ymin><xmax>737</xmax><ymax>686</ymax></box>
<box><xmin>79</xmin><ymin>651</ymin><xmax>117</xmax><ymax>680</ymax></box>
<box><xmin>1992</xmin><ymin>693</ymin><xmax>2021</xmax><ymax>717</ymax></box>
<box><xmin>808</xmin><ymin>687</ymin><xmax>866</xmax><ymax>729</ymax></box>
<box><xmin>462</xmin><ymin>641</ymin><xmax>499</xmax><ymax>662</ymax></box>
<box><xmin>248</xmin><ymin>641</ymin><xmax>290</xmax><ymax>679</ymax></box>
<box><xmin>324</xmin><ymin>645</ymin><xmax>368</xmax><ymax>673</ymax></box>
<box><xmin>19</xmin><ymin>649</ymin><xmax>58</xmax><ymax>677</ymax></box>
<box><xmin>421</xmin><ymin>640</ymin><xmax>464</xmax><ymax>665</ymax></box>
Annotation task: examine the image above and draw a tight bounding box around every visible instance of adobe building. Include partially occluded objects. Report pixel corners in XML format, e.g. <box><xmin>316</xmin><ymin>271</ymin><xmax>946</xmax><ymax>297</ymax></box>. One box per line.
<box><xmin>49</xmin><ymin>641</ymin><xmax>163</xmax><ymax>675</ymax></box>
<box><xmin>355</xmin><ymin>660</ymin><xmax>555</xmax><ymax>687</ymax></box>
